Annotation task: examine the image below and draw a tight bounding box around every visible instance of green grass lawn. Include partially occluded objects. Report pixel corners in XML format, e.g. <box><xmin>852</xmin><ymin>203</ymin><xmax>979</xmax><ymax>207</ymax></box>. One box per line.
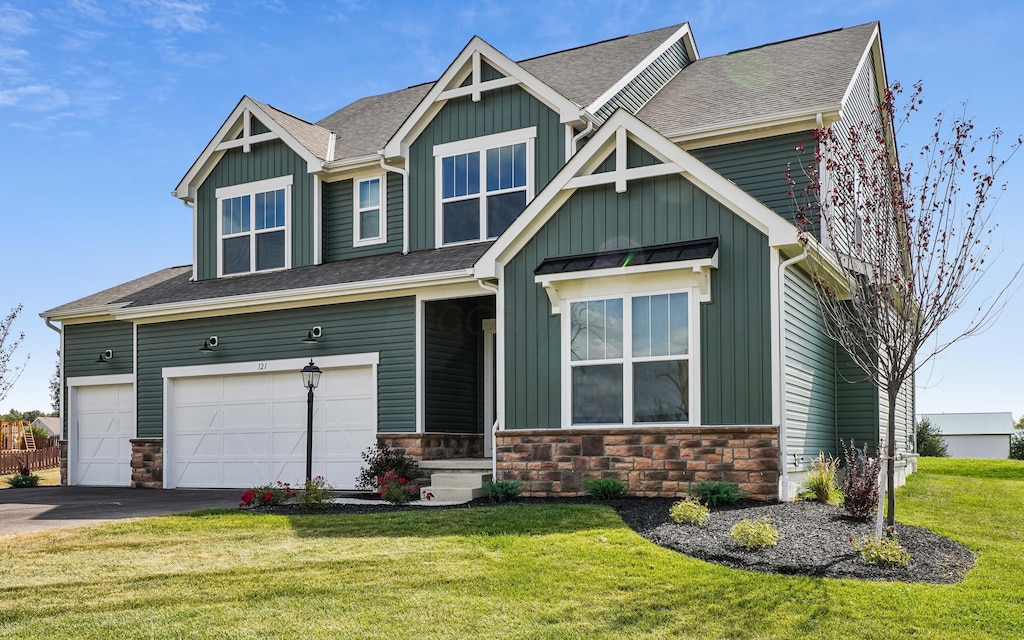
<box><xmin>0</xmin><ymin>458</ymin><xmax>1022</xmax><ymax>639</ymax></box>
<box><xmin>0</xmin><ymin>467</ymin><xmax>60</xmax><ymax>489</ymax></box>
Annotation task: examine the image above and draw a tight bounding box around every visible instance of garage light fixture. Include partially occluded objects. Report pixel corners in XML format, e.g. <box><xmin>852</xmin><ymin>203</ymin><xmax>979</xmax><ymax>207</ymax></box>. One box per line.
<box><xmin>95</xmin><ymin>349</ymin><xmax>113</xmax><ymax>364</ymax></box>
<box><xmin>199</xmin><ymin>336</ymin><xmax>219</xmax><ymax>353</ymax></box>
<box><xmin>302</xmin><ymin>326</ymin><xmax>323</xmax><ymax>344</ymax></box>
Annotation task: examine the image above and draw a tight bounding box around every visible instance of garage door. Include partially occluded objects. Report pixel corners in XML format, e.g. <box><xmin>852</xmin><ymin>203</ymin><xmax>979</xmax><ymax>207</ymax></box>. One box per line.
<box><xmin>168</xmin><ymin>365</ymin><xmax>376</xmax><ymax>489</ymax></box>
<box><xmin>74</xmin><ymin>383</ymin><xmax>135</xmax><ymax>486</ymax></box>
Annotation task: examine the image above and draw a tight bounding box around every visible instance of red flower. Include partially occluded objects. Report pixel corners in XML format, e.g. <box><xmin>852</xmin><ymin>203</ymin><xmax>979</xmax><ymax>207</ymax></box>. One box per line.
<box><xmin>398</xmin><ymin>477</ymin><xmax>406</xmax><ymax>485</ymax></box>
<box><xmin>264</xmin><ymin>492</ymin><xmax>274</xmax><ymax>503</ymax></box>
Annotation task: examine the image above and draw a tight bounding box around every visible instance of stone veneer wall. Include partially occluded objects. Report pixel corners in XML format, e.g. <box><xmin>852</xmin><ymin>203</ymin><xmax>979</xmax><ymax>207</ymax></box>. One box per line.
<box><xmin>495</xmin><ymin>427</ymin><xmax>780</xmax><ymax>500</ymax></box>
<box><xmin>376</xmin><ymin>433</ymin><xmax>484</xmax><ymax>460</ymax></box>
<box><xmin>130</xmin><ymin>438</ymin><xmax>163</xmax><ymax>489</ymax></box>
<box><xmin>59</xmin><ymin>440</ymin><xmax>68</xmax><ymax>486</ymax></box>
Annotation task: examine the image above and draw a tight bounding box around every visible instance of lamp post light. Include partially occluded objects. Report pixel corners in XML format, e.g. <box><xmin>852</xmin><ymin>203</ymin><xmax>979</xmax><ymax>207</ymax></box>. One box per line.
<box><xmin>300</xmin><ymin>359</ymin><xmax>322</xmax><ymax>483</ymax></box>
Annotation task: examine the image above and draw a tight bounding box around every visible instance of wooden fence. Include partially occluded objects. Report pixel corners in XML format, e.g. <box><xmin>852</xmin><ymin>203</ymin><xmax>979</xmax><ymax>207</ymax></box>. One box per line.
<box><xmin>0</xmin><ymin>447</ymin><xmax>61</xmax><ymax>474</ymax></box>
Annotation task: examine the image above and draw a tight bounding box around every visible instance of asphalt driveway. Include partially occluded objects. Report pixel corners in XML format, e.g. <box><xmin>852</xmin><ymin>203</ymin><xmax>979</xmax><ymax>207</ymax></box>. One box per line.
<box><xmin>0</xmin><ymin>486</ymin><xmax>241</xmax><ymax>535</ymax></box>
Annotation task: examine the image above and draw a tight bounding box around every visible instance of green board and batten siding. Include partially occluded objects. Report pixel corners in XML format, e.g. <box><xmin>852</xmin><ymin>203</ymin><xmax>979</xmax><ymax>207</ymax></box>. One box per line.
<box><xmin>62</xmin><ymin>321</ymin><xmax>135</xmax><ymax>436</ymax></box>
<box><xmin>135</xmin><ymin>298</ymin><xmax>415</xmax><ymax>439</ymax></box>
<box><xmin>407</xmin><ymin>85</ymin><xmax>565</xmax><ymax>251</ymax></box>
<box><xmin>195</xmin><ymin>140</ymin><xmax>315</xmax><ymax>280</ymax></box>
<box><xmin>503</xmin><ymin>173</ymin><xmax>772</xmax><ymax>430</ymax></box>
<box><xmin>322</xmin><ymin>174</ymin><xmax>404</xmax><ymax>261</ymax></box>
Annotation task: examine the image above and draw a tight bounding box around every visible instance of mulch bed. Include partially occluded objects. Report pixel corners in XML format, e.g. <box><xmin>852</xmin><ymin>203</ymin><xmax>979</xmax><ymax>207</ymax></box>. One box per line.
<box><xmin>244</xmin><ymin>495</ymin><xmax>974</xmax><ymax>584</ymax></box>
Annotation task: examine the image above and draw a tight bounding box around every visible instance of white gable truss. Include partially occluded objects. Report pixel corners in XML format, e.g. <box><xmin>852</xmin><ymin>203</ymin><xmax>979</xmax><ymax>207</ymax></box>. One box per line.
<box><xmin>383</xmin><ymin>37</ymin><xmax>584</xmax><ymax>159</ymax></box>
<box><xmin>474</xmin><ymin>109</ymin><xmax>799</xmax><ymax>279</ymax></box>
<box><xmin>173</xmin><ymin>96</ymin><xmax>327</xmax><ymax>201</ymax></box>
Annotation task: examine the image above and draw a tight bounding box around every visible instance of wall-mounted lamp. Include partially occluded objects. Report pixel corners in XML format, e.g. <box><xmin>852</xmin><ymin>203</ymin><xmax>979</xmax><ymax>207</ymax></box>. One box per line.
<box><xmin>199</xmin><ymin>336</ymin><xmax>219</xmax><ymax>353</ymax></box>
<box><xmin>302</xmin><ymin>326</ymin><xmax>323</xmax><ymax>344</ymax></box>
<box><xmin>95</xmin><ymin>349</ymin><xmax>113</xmax><ymax>364</ymax></box>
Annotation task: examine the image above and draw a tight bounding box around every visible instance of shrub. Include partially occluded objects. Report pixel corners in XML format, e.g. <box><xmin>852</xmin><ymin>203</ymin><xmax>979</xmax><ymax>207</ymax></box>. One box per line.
<box><xmin>1010</xmin><ymin>425</ymin><xmax>1024</xmax><ymax>461</ymax></box>
<box><xmin>916</xmin><ymin>418</ymin><xmax>949</xmax><ymax>457</ymax></box>
<box><xmin>851</xmin><ymin>530</ymin><xmax>911</xmax><ymax>568</ymax></box>
<box><xmin>299</xmin><ymin>476</ymin><xmax>335</xmax><ymax>509</ymax></box>
<box><xmin>377</xmin><ymin>470</ymin><xmax>419</xmax><ymax>504</ymax></box>
<box><xmin>669</xmin><ymin>497</ymin><xmax>710</xmax><ymax>526</ymax></box>
<box><xmin>5</xmin><ymin>473</ymin><xmax>39</xmax><ymax>488</ymax></box>
<box><xmin>799</xmin><ymin>452</ymin><xmax>844</xmax><ymax>505</ymax></box>
<box><xmin>356</xmin><ymin>444</ymin><xmax>420</xmax><ymax>491</ymax></box>
<box><xmin>728</xmin><ymin>518</ymin><xmax>779</xmax><ymax>549</ymax></box>
<box><xmin>239</xmin><ymin>481</ymin><xmax>296</xmax><ymax>508</ymax></box>
<box><xmin>483</xmin><ymin>479</ymin><xmax>522</xmax><ymax>503</ymax></box>
<box><xmin>691</xmin><ymin>481</ymin><xmax>747</xmax><ymax>507</ymax></box>
<box><xmin>840</xmin><ymin>439</ymin><xmax>883</xmax><ymax>519</ymax></box>
<box><xmin>583</xmin><ymin>477</ymin><xmax>627</xmax><ymax>499</ymax></box>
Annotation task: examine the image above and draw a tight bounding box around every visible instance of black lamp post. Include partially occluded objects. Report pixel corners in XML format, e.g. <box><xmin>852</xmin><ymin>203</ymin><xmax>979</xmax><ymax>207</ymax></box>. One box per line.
<box><xmin>300</xmin><ymin>359</ymin><xmax>322</xmax><ymax>483</ymax></box>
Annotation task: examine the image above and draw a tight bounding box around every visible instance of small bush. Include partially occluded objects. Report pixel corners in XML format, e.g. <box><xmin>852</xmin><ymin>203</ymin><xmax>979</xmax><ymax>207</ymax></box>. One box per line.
<box><xmin>299</xmin><ymin>476</ymin><xmax>335</xmax><ymax>509</ymax></box>
<box><xmin>356</xmin><ymin>445</ymin><xmax>420</xmax><ymax>491</ymax></box>
<box><xmin>584</xmin><ymin>477</ymin><xmax>627</xmax><ymax>499</ymax></box>
<box><xmin>851</xmin><ymin>530</ymin><xmax>911</xmax><ymax>568</ymax></box>
<box><xmin>483</xmin><ymin>479</ymin><xmax>522</xmax><ymax>503</ymax></box>
<box><xmin>5</xmin><ymin>473</ymin><xmax>39</xmax><ymax>488</ymax></box>
<box><xmin>916</xmin><ymin>419</ymin><xmax>949</xmax><ymax>457</ymax></box>
<box><xmin>1010</xmin><ymin>426</ymin><xmax>1024</xmax><ymax>461</ymax></box>
<box><xmin>669</xmin><ymin>497</ymin><xmax>710</xmax><ymax>526</ymax></box>
<box><xmin>799</xmin><ymin>452</ymin><xmax>844</xmax><ymax>505</ymax></box>
<box><xmin>692</xmin><ymin>481</ymin><xmax>747</xmax><ymax>507</ymax></box>
<box><xmin>841</xmin><ymin>439</ymin><xmax>883</xmax><ymax>519</ymax></box>
<box><xmin>377</xmin><ymin>470</ymin><xmax>419</xmax><ymax>504</ymax></box>
<box><xmin>728</xmin><ymin>517</ymin><xmax>779</xmax><ymax>549</ymax></box>
<box><xmin>239</xmin><ymin>481</ymin><xmax>296</xmax><ymax>508</ymax></box>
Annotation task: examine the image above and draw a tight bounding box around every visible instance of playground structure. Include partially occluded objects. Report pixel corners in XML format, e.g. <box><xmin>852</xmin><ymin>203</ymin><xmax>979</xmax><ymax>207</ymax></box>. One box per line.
<box><xmin>1</xmin><ymin>420</ymin><xmax>61</xmax><ymax>475</ymax></box>
<box><xmin>1</xmin><ymin>421</ymin><xmax>37</xmax><ymax>451</ymax></box>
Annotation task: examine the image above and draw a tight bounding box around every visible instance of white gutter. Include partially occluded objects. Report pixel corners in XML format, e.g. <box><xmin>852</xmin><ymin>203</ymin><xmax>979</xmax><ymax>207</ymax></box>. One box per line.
<box><xmin>569</xmin><ymin>117</ymin><xmax>594</xmax><ymax>158</ymax></box>
<box><xmin>777</xmin><ymin>252</ymin><xmax>807</xmax><ymax>501</ymax></box>
<box><xmin>477</xmin><ymin>278</ymin><xmax>500</xmax><ymax>481</ymax></box>
<box><xmin>379</xmin><ymin>155</ymin><xmax>410</xmax><ymax>255</ymax></box>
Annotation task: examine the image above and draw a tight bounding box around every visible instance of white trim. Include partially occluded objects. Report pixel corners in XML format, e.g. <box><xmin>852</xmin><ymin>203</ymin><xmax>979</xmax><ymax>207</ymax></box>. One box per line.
<box><xmin>769</xmin><ymin>249</ymin><xmax>782</xmax><ymax>427</ymax></box>
<box><xmin>383</xmin><ymin>37</ymin><xmax>582</xmax><ymax>159</ymax></box>
<box><xmin>432</xmin><ymin>127</ymin><xmax>537</xmax><ymax>158</ymax></box>
<box><xmin>564</xmin><ymin>162</ymin><xmax>682</xmax><ymax>191</ymax></box>
<box><xmin>214</xmin><ymin>175</ymin><xmax>293</xmax><ymax>200</ymax></box>
<box><xmin>313</xmin><ymin>175</ymin><xmax>323</xmax><ymax>264</ymax></box>
<box><xmin>216</xmin><ymin>131</ymin><xmax>277</xmax><ymax>152</ymax></box>
<box><xmin>215</xmin><ymin>176</ymin><xmax>293</xmax><ymax>277</ymax></box>
<box><xmin>483</xmin><ymin>319</ymin><xmax>496</xmax><ymax>458</ymax></box>
<box><xmin>162</xmin><ymin>352</ymin><xmax>379</xmax><ymax>381</ymax></box>
<box><xmin>67</xmin><ymin>374</ymin><xmax>135</xmax><ymax>388</ymax></box>
<box><xmin>415</xmin><ymin>296</ymin><xmax>424</xmax><ymax>434</ymax></box>
<box><xmin>353</xmin><ymin>174</ymin><xmax>388</xmax><ymax>247</ymax></box>
<box><xmin>59</xmin><ymin>326</ymin><xmax>65</xmax><ymax>438</ymax></box>
<box><xmin>189</xmin><ymin>201</ymin><xmax>198</xmax><ymax>281</ymax></box>
<box><xmin>840</xmin><ymin>24</ymin><xmax>881</xmax><ymax>112</ymax></box>
<box><xmin>667</xmin><ymin>108</ymin><xmax>841</xmax><ymax>148</ymax></box>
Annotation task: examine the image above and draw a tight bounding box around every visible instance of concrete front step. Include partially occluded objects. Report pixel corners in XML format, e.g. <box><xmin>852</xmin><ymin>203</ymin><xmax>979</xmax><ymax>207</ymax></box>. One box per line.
<box><xmin>421</xmin><ymin>486</ymin><xmax>488</xmax><ymax>502</ymax></box>
<box><xmin>419</xmin><ymin>462</ymin><xmax>493</xmax><ymax>503</ymax></box>
<box><xmin>428</xmin><ymin>471</ymin><xmax>492</xmax><ymax>488</ymax></box>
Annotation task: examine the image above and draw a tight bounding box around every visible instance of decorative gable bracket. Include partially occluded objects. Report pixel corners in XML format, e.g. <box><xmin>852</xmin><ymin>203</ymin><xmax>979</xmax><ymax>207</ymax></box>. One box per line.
<box><xmin>215</xmin><ymin>108</ymin><xmax>277</xmax><ymax>153</ymax></box>
<box><xmin>565</xmin><ymin>126</ymin><xmax>682</xmax><ymax>194</ymax></box>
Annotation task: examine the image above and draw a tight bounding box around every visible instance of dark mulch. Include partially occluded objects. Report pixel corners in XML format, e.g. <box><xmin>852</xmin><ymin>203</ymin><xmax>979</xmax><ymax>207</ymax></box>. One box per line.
<box><xmin>244</xmin><ymin>494</ymin><xmax>974</xmax><ymax>584</ymax></box>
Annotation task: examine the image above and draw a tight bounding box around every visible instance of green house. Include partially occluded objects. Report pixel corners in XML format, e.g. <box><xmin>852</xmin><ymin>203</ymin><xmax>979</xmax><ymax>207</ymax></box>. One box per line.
<box><xmin>42</xmin><ymin>20</ymin><xmax>914</xmax><ymax>500</ymax></box>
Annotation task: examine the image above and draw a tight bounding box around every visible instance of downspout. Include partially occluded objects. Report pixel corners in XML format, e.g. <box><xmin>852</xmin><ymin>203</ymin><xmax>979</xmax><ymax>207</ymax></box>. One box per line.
<box><xmin>569</xmin><ymin>113</ymin><xmax>595</xmax><ymax>159</ymax></box>
<box><xmin>183</xmin><ymin>200</ymin><xmax>197</xmax><ymax>281</ymax></box>
<box><xmin>379</xmin><ymin>155</ymin><xmax>410</xmax><ymax>255</ymax></box>
<box><xmin>44</xmin><ymin>318</ymin><xmax>63</xmax><ymax>438</ymax></box>
<box><xmin>778</xmin><ymin>252</ymin><xmax>807</xmax><ymax>501</ymax></box>
<box><xmin>478</xmin><ymin>279</ymin><xmax>500</xmax><ymax>482</ymax></box>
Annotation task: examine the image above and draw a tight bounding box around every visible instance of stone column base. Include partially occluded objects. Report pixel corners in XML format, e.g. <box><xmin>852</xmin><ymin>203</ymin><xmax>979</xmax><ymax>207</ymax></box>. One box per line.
<box><xmin>59</xmin><ymin>440</ymin><xmax>68</xmax><ymax>486</ymax></box>
<box><xmin>376</xmin><ymin>433</ymin><xmax>485</xmax><ymax>460</ymax></box>
<box><xmin>130</xmin><ymin>438</ymin><xmax>163</xmax><ymax>488</ymax></box>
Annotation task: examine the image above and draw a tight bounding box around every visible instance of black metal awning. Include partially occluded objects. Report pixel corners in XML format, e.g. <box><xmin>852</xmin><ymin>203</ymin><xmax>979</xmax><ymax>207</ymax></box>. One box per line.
<box><xmin>534</xmin><ymin>238</ymin><xmax>719</xmax><ymax>276</ymax></box>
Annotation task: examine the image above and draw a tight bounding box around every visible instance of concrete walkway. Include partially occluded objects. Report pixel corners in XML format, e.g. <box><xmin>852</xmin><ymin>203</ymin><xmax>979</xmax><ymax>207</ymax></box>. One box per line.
<box><xmin>0</xmin><ymin>486</ymin><xmax>241</xmax><ymax>536</ymax></box>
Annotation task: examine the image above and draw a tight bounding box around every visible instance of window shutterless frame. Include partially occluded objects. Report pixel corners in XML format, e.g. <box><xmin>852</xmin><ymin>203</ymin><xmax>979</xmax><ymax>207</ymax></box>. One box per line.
<box><xmin>353</xmin><ymin>175</ymin><xmax>387</xmax><ymax>247</ymax></box>
<box><xmin>215</xmin><ymin>175</ymin><xmax>293</xmax><ymax>277</ymax></box>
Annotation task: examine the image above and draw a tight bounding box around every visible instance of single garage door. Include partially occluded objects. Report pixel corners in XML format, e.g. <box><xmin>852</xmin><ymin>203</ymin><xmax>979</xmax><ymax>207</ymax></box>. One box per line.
<box><xmin>168</xmin><ymin>365</ymin><xmax>376</xmax><ymax>489</ymax></box>
<box><xmin>74</xmin><ymin>383</ymin><xmax>135</xmax><ymax>486</ymax></box>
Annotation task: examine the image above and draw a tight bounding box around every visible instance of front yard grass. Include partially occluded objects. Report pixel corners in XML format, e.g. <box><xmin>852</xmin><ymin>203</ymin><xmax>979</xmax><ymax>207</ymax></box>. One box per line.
<box><xmin>0</xmin><ymin>467</ymin><xmax>60</xmax><ymax>489</ymax></box>
<box><xmin>0</xmin><ymin>458</ymin><xmax>1021</xmax><ymax>639</ymax></box>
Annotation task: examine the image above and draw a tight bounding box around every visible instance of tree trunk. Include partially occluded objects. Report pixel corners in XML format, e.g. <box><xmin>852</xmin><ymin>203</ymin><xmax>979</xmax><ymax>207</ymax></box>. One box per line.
<box><xmin>886</xmin><ymin>383</ymin><xmax>899</xmax><ymax>530</ymax></box>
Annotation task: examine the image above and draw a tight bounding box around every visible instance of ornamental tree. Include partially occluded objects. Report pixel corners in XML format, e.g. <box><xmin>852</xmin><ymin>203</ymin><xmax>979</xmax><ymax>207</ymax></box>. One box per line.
<box><xmin>0</xmin><ymin>304</ymin><xmax>29</xmax><ymax>405</ymax></box>
<box><xmin>788</xmin><ymin>82</ymin><xmax>1022</xmax><ymax>530</ymax></box>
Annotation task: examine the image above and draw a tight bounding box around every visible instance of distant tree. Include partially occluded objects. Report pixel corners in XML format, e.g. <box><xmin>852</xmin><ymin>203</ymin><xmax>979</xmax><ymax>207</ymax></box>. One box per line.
<box><xmin>0</xmin><ymin>304</ymin><xmax>29</xmax><ymax>404</ymax></box>
<box><xmin>789</xmin><ymin>82</ymin><xmax>1022</xmax><ymax>531</ymax></box>
<box><xmin>915</xmin><ymin>418</ymin><xmax>948</xmax><ymax>457</ymax></box>
<box><xmin>1</xmin><ymin>409</ymin><xmax>45</xmax><ymax>422</ymax></box>
<box><xmin>1011</xmin><ymin>416</ymin><xmax>1024</xmax><ymax>461</ymax></box>
<box><xmin>49</xmin><ymin>350</ymin><xmax>60</xmax><ymax>414</ymax></box>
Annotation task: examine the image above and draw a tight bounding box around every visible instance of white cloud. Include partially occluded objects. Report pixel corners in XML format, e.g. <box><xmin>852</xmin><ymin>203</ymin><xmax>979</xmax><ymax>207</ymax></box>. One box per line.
<box><xmin>0</xmin><ymin>4</ymin><xmax>33</xmax><ymax>38</ymax></box>
<box><xmin>133</xmin><ymin>0</ymin><xmax>210</xmax><ymax>33</ymax></box>
<box><xmin>0</xmin><ymin>84</ymin><xmax>69</xmax><ymax>110</ymax></box>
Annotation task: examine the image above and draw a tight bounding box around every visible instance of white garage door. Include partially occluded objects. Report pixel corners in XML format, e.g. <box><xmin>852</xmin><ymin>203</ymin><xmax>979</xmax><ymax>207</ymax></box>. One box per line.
<box><xmin>74</xmin><ymin>383</ymin><xmax>135</xmax><ymax>486</ymax></box>
<box><xmin>168</xmin><ymin>365</ymin><xmax>376</xmax><ymax>489</ymax></box>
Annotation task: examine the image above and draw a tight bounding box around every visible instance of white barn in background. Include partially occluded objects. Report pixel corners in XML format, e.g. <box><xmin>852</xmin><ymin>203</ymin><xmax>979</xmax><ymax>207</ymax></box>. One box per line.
<box><xmin>920</xmin><ymin>413</ymin><xmax>1015</xmax><ymax>459</ymax></box>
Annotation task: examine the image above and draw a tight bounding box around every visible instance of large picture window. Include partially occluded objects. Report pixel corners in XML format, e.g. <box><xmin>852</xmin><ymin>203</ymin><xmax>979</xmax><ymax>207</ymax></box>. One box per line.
<box><xmin>568</xmin><ymin>291</ymin><xmax>692</xmax><ymax>426</ymax></box>
<box><xmin>216</xmin><ymin>176</ymin><xmax>291</xmax><ymax>276</ymax></box>
<box><xmin>435</xmin><ymin>128</ymin><xmax>535</xmax><ymax>246</ymax></box>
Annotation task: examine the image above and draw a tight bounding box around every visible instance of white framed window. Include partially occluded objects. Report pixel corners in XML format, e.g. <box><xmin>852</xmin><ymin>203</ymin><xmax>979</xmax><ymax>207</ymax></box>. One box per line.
<box><xmin>434</xmin><ymin>127</ymin><xmax>536</xmax><ymax>247</ymax></box>
<box><xmin>562</xmin><ymin>286</ymin><xmax>698</xmax><ymax>427</ymax></box>
<box><xmin>216</xmin><ymin>176</ymin><xmax>292</xmax><ymax>276</ymax></box>
<box><xmin>354</xmin><ymin>176</ymin><xmax>387</xmax><ymax>246</ymax></box>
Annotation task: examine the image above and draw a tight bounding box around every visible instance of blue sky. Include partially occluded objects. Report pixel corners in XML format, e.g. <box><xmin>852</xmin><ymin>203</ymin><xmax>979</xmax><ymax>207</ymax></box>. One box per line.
<box><xmin>1</xmin><ymin>0</ymin><xmax>1022</xmax><ymax>421</ymax></box>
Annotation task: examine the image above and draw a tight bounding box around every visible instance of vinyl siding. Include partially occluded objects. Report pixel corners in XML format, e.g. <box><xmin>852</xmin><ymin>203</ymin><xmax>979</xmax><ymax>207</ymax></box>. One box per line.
<box><xmin>835</xmin><ymin>345</ymin><xmax>879</xmax><ymax>454</ymax></box>
<box><xmin>63</xmin><ymin>321</ymin><xmax>135</xmax><ymax>435</ymax></box>
<box><xmin>322</xmin><ymin>173</ymin><xmax>404</xmax><ymax>261</ymax></box>
<box><xmin>135</xmin><ymin>297</ymin><xmax>415</xmax><ymax>439</ymax></box>
<box><xmin>407</xmin><ymin>85</ymin><xmax>565</xmax><ymax>251</ymax></box>
<box><xmin>195</xmin><ymin>140</ymin><xmax>314</xmax><ymax>280</ymax></box>
<box><xmin>784</xmin><ymin>268</ymin><xmax>837</xmax><ymax>461</ymax></box>
<box><xmin>592</xmin><ymin>38</ymin><xmax>690</xmax><ymax>122</ymax></box>
<box><xmin>594</xmin><ymin>139</ymin><xmax>661</xmax><ymax>174</ymax></box>
<box><xmin>504</xmin><ymin>172</ymin><xmax>771</xmax><ymax>429</ymax></box>
<box><xmin>691</xmin><ymin>132</ymin><xmax>816</xmax><ymax>230</ymax></box>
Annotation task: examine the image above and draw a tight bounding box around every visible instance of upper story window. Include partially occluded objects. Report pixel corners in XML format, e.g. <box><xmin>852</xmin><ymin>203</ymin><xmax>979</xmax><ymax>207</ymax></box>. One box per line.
<box><xmin>354</xmin><ymin>176</ymin><xmax>386</xmax><ymax>246</ymax></box>
<box><xmin>216</xmin><ymin>175</ymin><xmax>292</xmax><ymax>276</ymax></box>
<box><xmin>434</xmin><ymin>127</ymin><xmax>536</xmax><ymax>247</ymax></box>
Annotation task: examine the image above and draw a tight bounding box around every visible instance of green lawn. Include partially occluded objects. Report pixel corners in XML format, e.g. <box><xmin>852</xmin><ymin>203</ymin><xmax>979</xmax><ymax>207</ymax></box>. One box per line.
<box><xmin>0</xmin><ymin>467</ymin><xmax>60</xmax><ymax>489</ymax></box>
<box><xmin>0</xmin><ymin>458</ymin><xmax>1022</xmax><ymax>639</ymax></box>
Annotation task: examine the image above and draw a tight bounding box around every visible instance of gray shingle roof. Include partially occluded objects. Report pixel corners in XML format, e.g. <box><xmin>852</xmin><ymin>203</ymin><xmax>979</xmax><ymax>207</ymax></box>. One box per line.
<box><xmin>53</xmin><ymin>244</ymin><xmax>490</xmax><ymax>313</ymax></box>
<box><xmin>253</xmin><ymin>99</ymin><xmax>333</xmax><ymax>161</ymax></box>
<box><xmin>43</xmin><ymin>265</ymin><xmax>192</xmax><ymax>316</ymax></box>
<box><xmin>636</xmin><ymin>23</ymin><xmax>877</xmax><ymax>136</ymax></box>
<box><xmin>315</xmin><ymin>83</ymin><xmax>432</xmax><ymax>161</ymax></box>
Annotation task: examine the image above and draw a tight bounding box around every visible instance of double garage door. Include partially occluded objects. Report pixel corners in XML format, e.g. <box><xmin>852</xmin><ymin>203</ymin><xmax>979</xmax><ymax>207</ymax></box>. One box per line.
<box><xmin>71</xmin><ymin>358</ymin><xmax>377</xmax><ymax>489</ymax></box>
